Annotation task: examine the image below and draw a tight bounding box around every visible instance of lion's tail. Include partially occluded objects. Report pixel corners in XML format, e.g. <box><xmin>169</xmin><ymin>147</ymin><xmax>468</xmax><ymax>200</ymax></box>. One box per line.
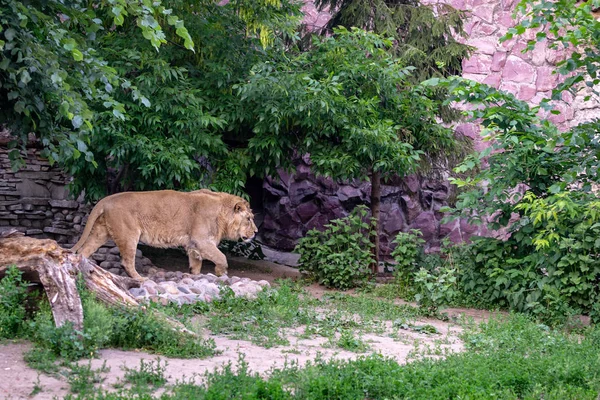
<box><xmin>71</xmin><ymin>200</ymin><xmax>105</xmax><ymax>253</ymax></box>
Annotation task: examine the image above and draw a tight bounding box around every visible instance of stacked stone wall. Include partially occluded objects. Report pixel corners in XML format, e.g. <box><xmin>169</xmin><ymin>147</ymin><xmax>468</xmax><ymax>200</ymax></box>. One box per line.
<box><xmin>0</xmin><ymin>145</ymin><xmax>152</xmax><ymax>275</ymax></box>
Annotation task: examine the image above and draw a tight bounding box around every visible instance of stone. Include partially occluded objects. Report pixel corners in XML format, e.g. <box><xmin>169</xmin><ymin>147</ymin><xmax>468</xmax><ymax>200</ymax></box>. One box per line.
<box><xmin>483</xmin><ymin>73</ymin><xmax>501</xmax><ymax>88</ymax></box>
<box><xmin>517</xmin><ymin>84</ymin><xmax>537</xmax><ymax>101</ymax></box>
<box><xmin>180</xmin><ymin>278</ymin><xmax>195</xmax><ymax>286</ymax></box>
<box><xmin>48</xmin><ymin>199</ymin><xmax>79</xmax><ymax>209</ymax></box>
<box><xmin>502</xmin><ymin>55</ymin><xmax>536</xmax><ymax>84</ymax></box>
<box><xmin>289</xmin><ymin>180</ymin><xmax>319</xmax><ymax>204</ymax></box>
<box><xmin>462</xmin><ymin>55</ymin><xmax>492</xmax><ymax>74</ymax></box>
<box><xmin>536</xmin><ymin>66</ymin><xmax>558</xmax><ymax>92</ymax></box>
<box><xmin>409</xmin><ymin>212</ymin><xmax>438</xmax><ymax>244</ymax></box>
<box><xmin>469</xmin><ymin>37</ymin><xmax>497</xmax><ymax>55</ymax></box>
<box><xmin>490</xmin><ymin>51</ymin><xmax>508</xmax><ymax>72</ymax></box>
<box><xmin>296</xmin><ymin>200</ymin><xmax>319</xmax><ymax>223</ymax></box>
<box><xmin>159</xmin><ymin>283</ymin><xmax>180</xmax><ymax>295</ymax></box>
<box><xmin>337</xmin><ymin>185</ymin><xmax>363</xmax><ymax>203</ymax></box>
<box><xmin>129</xmin><ymin>288</ymin><xmax>148</xmax><ymax>298</ymax></box>
<box><xmin>190</xmin><ymin>286</ymin><xmax>205</xmax><ymax>295</ymax></box>
<box><xmin>178</xmin><ymin>286</ymin><xmax>191</xmax><ymax>294</ymax></box>
<box><xmin>43</xmin><ymin>226</ymin><xmax>71</xmax><ymax>235</ymax></box>
<box><xmin>472</xmin><ymin>4</ymin><xmax>496</xmax><ymax>23</ymax></box>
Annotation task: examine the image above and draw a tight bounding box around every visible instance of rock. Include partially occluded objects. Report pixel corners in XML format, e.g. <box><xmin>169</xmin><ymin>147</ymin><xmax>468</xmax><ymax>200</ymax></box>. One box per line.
<box><xmin>129</xmin><ymin>288</ymin><xmax>147</xmax><ymax>298</ymax></box>
<box><xmin>190</xmin><ymin>286</ymin><xmax>205</xmax><ymax>295</ymax></box>
<box><xmin>178</xmin><ymin>286</ymin><xmax>191</xmax><ymax>294</ymax></box>
<box><xmin>48</xmin><ymin>200</ymin><xmax>80</xmax><ymax>209</ymax></box>
<box><xmin>180</xmin><ymin>278</ymin><xmax>195</xmax><ymax>286</ymax></box>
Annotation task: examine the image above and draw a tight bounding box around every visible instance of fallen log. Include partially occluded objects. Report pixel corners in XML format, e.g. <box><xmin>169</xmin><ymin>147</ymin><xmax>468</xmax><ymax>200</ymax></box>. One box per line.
<box><xmin>0</xmin><ymin>229</ymin><xmax>140</xmax><ymax>331</ymax></box>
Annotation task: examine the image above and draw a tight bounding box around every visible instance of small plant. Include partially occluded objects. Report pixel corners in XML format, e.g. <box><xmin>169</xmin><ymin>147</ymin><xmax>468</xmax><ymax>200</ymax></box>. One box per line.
<box><xmin>122</xmin><ymin>358</ymin><xmax>168</xmax><ymax>392</ymax></box>
<box><xmin>0</xmin><ymin>266</ymin><xmax>30</xmax><ymax>339</ymax></box>
<box><xmin>336</xmin><ymin>330</ymin><xmax>370</xmax><ymax>353</ymax></box>
<box><xmin>24</xmin><ymin>347</ymin><xmax>60</xmax><ymax>376</ymax></box>
<box><xmin>413</xmin><ymin>264</ymin><xmax>460</xmax><ymax>314</ymax></box>
<box><xmin>391</xmin><ymin>230</ymin><xmax>426</xmax><ymax>298</ymax></box>
<box><xmin>296</xmin><ymin>205</ymin><xmax>375</xmax><ymax>290</ymax></box>
<box><xmin>30</xmin><ymin>375</ymin><xmax>43</xmax><ymax>397</ymax></box>
<box><xmin>67</xmin><ymin>361</ymin><xmax>109</xmax><ymax>395</ymax></box>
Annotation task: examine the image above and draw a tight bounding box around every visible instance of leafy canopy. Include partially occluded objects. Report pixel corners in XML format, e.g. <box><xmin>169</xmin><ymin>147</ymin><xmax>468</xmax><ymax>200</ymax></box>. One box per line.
<box><xmin>237</xmin><ymin>27</ymin><xmax>462</xmax><ymax>181</ymax></box>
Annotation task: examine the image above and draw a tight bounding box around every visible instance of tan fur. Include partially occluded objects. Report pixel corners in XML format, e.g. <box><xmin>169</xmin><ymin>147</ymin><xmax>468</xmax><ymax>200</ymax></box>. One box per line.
<box><xmin>71</xmin><ymin>190</ymin><xmax>257</xmax><ymax>280</ymax></box>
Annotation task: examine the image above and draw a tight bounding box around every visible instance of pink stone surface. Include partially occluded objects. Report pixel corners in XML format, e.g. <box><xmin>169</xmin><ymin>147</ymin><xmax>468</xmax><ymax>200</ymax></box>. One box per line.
<box><xmin>517</xmin><ymin>84</ymin><xmax>537</xmax><ymax>101</ymax></box>
<box><xmin>463</xmin><ymin>73</ymin><xmax>487</xmax><ymax>83</ymax></box>
<box><xmin>499</xmin><ymin>81</ymin><xmax>520</xmax><ymax>95</ymax></box>
<box><xmin>536</xmin><ymin>66</ymin><xmax>558</xmax><ymax>92</ymax></box>
<box><xmin>491</xmin><ymin>51</ymin><xmax>508</xmax><ymax>72</ymax></box>
<box><xmin>483</xmin><ymin>73</ymin><xmax>502</xmax><ymax>88</ymax></box>
<box><xmin>463</xmin><ymin>55</ymin><xmax>492</xmax><ymax>74</ymax></box>
<box><xmin>469</xmin><ymin>38</ymin><xmax>498</xmax><ymax>55</ymax></box>
<box><xmin>472</xmin><ymin>4</ymin><xmax>497</xmax><ymax>23</ymax></box>
<box><xmin>502</xmin><ymin>55</ymin><xmax>536</xmax><ymax>83</ymax></box>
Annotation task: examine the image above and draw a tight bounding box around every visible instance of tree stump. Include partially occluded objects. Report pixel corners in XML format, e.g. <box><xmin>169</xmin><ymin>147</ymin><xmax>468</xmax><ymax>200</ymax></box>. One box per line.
<box><xmin>0</xmin><ymin>229</ymin><xmax>140</xmax><ymax>331</ymax></box>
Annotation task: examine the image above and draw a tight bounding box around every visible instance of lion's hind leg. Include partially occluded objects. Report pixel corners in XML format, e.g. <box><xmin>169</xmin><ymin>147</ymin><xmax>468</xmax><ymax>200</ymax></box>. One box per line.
<box><xmin>112</xmin><ymin>233</ymin><xmax>145</xmax><ymax>281</ymax></box>
<box><xmin>76</xmin><ymin>220</ymin><xmax>109</xmax><ymax>258</ymax></box>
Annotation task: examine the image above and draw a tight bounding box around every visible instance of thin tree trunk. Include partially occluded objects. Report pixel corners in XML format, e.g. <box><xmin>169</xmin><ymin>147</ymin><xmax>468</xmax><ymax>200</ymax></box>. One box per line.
<box><xmin>370</xmin><ymin>170</ymin><xmax>381</xmax><ymax>274</ymax></box>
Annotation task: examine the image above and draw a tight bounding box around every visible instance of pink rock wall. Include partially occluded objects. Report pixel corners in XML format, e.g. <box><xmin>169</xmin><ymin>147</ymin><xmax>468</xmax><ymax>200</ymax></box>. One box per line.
<box><xmin>302</xmin><ymin>0</ymin><xmax>600</xmax><ymax>128</ymax></box>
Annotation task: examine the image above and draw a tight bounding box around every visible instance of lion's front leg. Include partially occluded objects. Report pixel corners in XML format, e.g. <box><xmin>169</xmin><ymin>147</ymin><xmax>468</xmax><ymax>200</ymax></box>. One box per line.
<box><xmin>189</xmin><ymin>241</ymin><xmax>228</xmax><ymax>277</ymax></box>
<box><xmin>187</xmin><ymin>248</ymin><xmax>203</xmax><ymax>275</ymax></box>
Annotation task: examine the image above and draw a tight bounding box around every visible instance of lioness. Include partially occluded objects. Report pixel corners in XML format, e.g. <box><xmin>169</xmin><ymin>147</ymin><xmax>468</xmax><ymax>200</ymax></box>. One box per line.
<box><xmin>71</xmin><ymin>189</ymin><xmax>257</xmax><ymax>280</ymax></box>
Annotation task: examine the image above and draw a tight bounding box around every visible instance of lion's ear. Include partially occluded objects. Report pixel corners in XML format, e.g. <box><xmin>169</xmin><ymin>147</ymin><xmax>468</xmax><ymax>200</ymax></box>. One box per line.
<box><xmin>234</xmin><ymin>201</ymin><xmax>246</xmax><ymax>213</ymax></box>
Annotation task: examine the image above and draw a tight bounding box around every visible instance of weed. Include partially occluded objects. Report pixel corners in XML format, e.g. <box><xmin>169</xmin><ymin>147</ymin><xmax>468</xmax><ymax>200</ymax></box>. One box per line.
<box><xmin>29</xmin><ymin>375</ymin><xmax>42</xmax><ymax>397</ymax></box>
<box><xmin>0</xmin><ymin>267</ymin><xmax>31</xmax><ymax>339</ymax></box>
<box><xmin>24</xmin><ymin>346</ymin><xmax>61</xmax><ymax>376</ymax></box>
<box><xmin>122</xmin><ymin>358</ymin><xmax>168</xmax><ymax>392</ymax></box>
<box><xmin>67</xmin><ymin>360</ymin><xmax>109</xmax><ymax>395</ymax></box>
<box><xmin>335</xmin><ymin>330</ymin><xmax>370</xmax><ymax>353</ymax></box>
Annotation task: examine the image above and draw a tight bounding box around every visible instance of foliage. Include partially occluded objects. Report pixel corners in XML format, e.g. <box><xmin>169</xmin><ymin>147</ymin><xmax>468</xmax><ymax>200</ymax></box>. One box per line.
<box><xmin>239</xmin><ymin>27</ymin><xmax>463</xmax><ymax>180</ymax></box>
<box><xmin>505</xmin><ymin>0</ymin><xmax>600</xmax><ymax>100</ymax></box>
<box><xmin>1</xmin><ymin>0</ymin><xmax>302</xmax><ymax>198</ymax></box>
<box><xmin>422</xmin><ymin>65</ymin><xmax>600</xmax><ymax>320</ymax></box>
<box><xmin>0</xmin><ymin>0</ymin><xmax>193</xmax><ymax>170</ymax></box>
<box><xmin>314</xmin><ymin>0</ymin><xmax>471</xmax><ymax>83</ymax></box>
<box><xmin>296</xmin><ymin>205</ymin><xmax>375</xmax><ymax>290</ymax></box>
<box><xmin>122</xmin><ymin>358</ymin><xmax>168</xmax><ymax>394</ymax></box>
<box><xmin>391</xmin><ymin>229</ymin><xmax>425</xmax><ymax>286</ymax></box>
<box><xmin>0</xmin><ymin>266</ymin><xmax>30</xmax><ymax>338</ymax></box>
<box><xmin>67</xmin><ymin>361</ymin><xmax>109</xmax><ymax>395</ymax></box>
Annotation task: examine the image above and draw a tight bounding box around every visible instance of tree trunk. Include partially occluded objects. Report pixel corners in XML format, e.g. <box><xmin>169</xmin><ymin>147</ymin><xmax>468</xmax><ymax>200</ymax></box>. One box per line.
<box><xmin>370</xmin><ymin>170</ymin><xmax>381</xmax><ymax>274</ymax></box>
<box><xmin>0</xmin><ymin>230</ymin><xmax>185</xmax><ymax>334</ymax></box>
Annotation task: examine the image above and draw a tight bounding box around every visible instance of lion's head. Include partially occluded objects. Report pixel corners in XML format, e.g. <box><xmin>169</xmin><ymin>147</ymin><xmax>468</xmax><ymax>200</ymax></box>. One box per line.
<box><xmin>224</xmin><ymin>201</ymin><xmax>258</xmax><ymax>242</ymax></box>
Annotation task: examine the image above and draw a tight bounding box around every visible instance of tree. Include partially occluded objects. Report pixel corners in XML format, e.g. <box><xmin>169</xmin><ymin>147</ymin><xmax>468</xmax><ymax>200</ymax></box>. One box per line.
<box><xmin>237</xmin><ymin>28</ymin><xmax>468</xmax><ymax>269</ymax></box>
<box><xmin>0</xmin><ymin>0</ymin><xmax>193</xmax><ymax>169</ymax></box>
<box><xmin>314</xmin><ymin>0</ymin><xmax>470</xmax><ymax>82</ymax></box>
<box><xmin>1</xmin><ymin>0</ymin><xmax>302</xmax><ymax>199</ymax></box>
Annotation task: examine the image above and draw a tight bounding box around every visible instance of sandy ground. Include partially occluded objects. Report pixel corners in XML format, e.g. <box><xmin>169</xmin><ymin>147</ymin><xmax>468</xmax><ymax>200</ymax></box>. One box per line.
<box><xmin>0</xmin><ymin>256</ymin><xmax>490</xmax><ymax>399</ymax></box>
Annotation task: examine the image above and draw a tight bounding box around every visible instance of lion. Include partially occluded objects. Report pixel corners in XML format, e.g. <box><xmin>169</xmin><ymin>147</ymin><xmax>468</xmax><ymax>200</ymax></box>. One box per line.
<box><xmin>71</xmin><ymin>189</ymin><xmax>257</xmax><ymax>280</ymax></box>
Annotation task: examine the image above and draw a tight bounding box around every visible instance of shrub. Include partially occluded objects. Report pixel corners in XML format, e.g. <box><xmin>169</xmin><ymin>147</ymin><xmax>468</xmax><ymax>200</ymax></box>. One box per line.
<box><xmin>390</xmin><ymin>229</ymin><xmax>426</xmax><ymax>296</ymax></box>
<box><xmin>0</xmin><ymin>266</ymin><xmax>30</xmax><ymax>339</ymax></box>
<box><xmin>295</xmin><ymin>205</ymin><xmax>375</xmax><ymax>290</ymax></box>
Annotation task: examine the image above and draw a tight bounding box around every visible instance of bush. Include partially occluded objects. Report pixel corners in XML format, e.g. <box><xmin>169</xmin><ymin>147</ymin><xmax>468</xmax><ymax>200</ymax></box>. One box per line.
<box><xmin>295</xmin><ymin>205</ymin><xmax>375</xmax><ymax>290</ymax></box>
<box><xmin>0</xmin><ymin>266</ymin><xmax>31</xmax><ymax>339</ymax></box>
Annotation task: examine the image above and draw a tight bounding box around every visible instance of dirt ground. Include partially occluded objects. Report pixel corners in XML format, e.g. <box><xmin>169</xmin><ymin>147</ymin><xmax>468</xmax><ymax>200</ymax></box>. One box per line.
<box><xmin>0</xmin><ymin>254</ymin><xmax>492</xmax><ymax>400</ymax></box>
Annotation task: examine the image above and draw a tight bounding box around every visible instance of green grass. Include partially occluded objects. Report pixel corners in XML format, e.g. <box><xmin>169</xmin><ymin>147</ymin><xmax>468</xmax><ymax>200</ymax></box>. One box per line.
<box><xmin>57</xmin><ymin>314</ymin><xmax>600</xmax><ymax>399</ymax></box>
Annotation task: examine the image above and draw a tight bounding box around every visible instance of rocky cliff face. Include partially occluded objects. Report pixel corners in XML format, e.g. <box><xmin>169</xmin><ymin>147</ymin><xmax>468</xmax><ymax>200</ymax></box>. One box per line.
<box><xmin>259</xmin><ymin>156</ymin><xmax>488</xmax><ymax>256</ymax></box>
